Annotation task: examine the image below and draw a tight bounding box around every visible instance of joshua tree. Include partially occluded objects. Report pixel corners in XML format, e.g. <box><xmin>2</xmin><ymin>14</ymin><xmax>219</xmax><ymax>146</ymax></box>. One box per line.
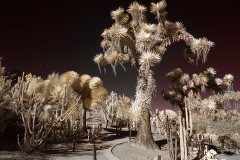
<box><xmin>202</xmin><ymin>90</ymin><xmax>240</xmax><ymax>121</ymax></box>
<box><xmin>162</xmin><ymin>67</ymin><xmax>235</xmax><ymax>159</ymax></box>
<box><xmin>69</xmin><ymin>73</ymin><xmax>108</xmax><ymax>132</ymax></box>
<box><xmin>93</xmin><ymin>0</ymin><xmax>214</xmax><ymax>150</ymax></box>
<box><xmin>162</xmin><ymin>67</ymin><xmax>234</xmax><ymax>113</ymax></box>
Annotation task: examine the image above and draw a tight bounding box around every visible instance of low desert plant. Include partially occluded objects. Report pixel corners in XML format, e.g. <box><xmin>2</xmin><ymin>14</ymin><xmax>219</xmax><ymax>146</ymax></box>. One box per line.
<box><xmin>9</xmin><ymin>73</ymin><xmax>82</xmax><ymax>153</ymax></box>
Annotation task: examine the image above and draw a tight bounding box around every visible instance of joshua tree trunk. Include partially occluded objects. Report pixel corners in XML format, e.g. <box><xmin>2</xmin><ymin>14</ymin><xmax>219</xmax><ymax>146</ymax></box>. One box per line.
<box><xmin>131</xmin><ymin>69</ymin><xmax>159</xmax><ymax>150</ymax></box>
<box><xmin>129</xmin><ymin>127</ymin><xmax>132</xmax><ymax>142</ymax></box>
<box><xmin>82</xmin><ymin>108</ymin><xmax>87</xmax><ymax>132</ymax></box>
<box><xmin>132</xmin><ymin>107</ymin><xmax>159</xmax><ymax>150</ymax></box>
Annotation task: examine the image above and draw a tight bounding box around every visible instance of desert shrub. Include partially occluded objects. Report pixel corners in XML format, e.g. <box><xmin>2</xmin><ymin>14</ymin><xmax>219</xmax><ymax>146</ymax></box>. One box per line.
<box><xmin>0</xmin><ymin>58</ymin><xmax>12</xmax><ymax>137</ymax></box>
<box><xmin>8</xmin><ymin>73</ymin><xmax>82</xmax><ymax>153</ymax></box>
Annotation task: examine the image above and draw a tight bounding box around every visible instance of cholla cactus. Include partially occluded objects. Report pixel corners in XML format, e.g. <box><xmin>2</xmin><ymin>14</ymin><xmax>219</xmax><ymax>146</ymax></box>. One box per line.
<box><xmin>59</xmin><ymin>71</ymin><xmax>79</xmax><ymax>85</ymax></box>
<box><xmin>25</xmin><ymin>73</ymin><xmax>43</xmax><ymax>95</ymax></box>
<box><xmin>39</xmin><ymin>105</ymin><xmax>54</xmax><ymax>122</ymax></box>
<box><xmin>93</xmin><ymin>0</ymin><xmax>214</xmax><ymax>150</ymax></box>
<box><xmin>9</xmin><ymin>72</ymin><xmax>82</xmax><ymax>152</ymax></box>
<box><xmin>89</xmin><ymin>77</ymin><xmax>103</xmax><ymax>90</ymax></box>
<box><xmin>101</xmin><ymin>91</ymin><xmax>132</xmax><ymax>132</ymax></box>
<box><xmin>102</xmin><ymin>91</ymin><xmax>118</xmax><ymax>129</ymax></box>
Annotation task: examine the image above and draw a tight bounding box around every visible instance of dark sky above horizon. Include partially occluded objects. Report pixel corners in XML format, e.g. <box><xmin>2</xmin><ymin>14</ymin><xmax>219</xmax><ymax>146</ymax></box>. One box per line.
<box><xmin>1</xmin><ymin>0</ymin><xmax>240</xmax><ymax>112</ymax></box>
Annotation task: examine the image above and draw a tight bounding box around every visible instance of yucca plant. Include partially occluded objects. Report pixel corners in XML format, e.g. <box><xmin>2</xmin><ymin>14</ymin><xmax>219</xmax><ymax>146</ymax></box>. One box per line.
<box><xmin>93</xmin><ymin>0</ymin><xmax>214</xmax><ymax>150</ymax></box>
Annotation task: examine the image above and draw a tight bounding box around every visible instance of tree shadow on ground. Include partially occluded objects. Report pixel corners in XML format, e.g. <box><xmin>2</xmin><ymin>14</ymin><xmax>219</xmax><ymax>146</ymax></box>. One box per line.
<box><xmin>41</xmin><ymin>140</ymin><xmax>113</xmax><ymax>156</ymax></box>
<box><xmin>101</xmin><ymin>128</ymin><xmax>137</xmax><ymax>141</ymax></box>
<box><xmin>0</xmin><ymin>140</ymin><xmax>18</xmax><ymax>151</ymax></box>
<box><xmin>0</xmin><ymin>126</ymin><xmax>133</xmax><ymax>157</ymax></box>
<box><xmin>0</xmin><ymin>117</ymin><xmax>22</xmax><ymax>151</ymax></box>
<box><xmin>42</xmin><ymin>142</ymin><xmax>94</xmax><ymax>154</ymax></box>
<box><xmin>41</xmin><ymin>127</ymin><xmax>130</xmax><ymax>155</ymax></box>
<box><xmin>155</xmin><ymin>139</ymin><xmax>168</xmax><ymax>149</ymax></box>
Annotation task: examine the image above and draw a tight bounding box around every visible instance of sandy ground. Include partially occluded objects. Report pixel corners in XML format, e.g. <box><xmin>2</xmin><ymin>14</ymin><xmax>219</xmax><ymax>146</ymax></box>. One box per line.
<box><xmin>112</xmin><ymin>140</ymin><xmax>169</xmax><ymax>160</ymax></box>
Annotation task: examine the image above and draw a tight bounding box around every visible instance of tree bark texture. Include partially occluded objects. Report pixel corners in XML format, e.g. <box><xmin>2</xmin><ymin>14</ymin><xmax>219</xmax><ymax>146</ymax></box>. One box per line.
<box><xmin>130</xmin><ymin>68</ymin><xmax>159</xmax><ymax>150</ymax></box>
<box><xmin>131</xmin><ymin>108</ymin><xmax>159</xmax><ymax>150</ymax></box>
<box><xmin>82</xmin><ymin>108</ymin><xmax>87</xmax><ymax>132</ymax></box>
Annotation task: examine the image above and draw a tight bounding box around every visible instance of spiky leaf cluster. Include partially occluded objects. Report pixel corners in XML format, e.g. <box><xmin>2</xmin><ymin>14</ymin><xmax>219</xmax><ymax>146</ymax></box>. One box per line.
<box><xmin>162</xmin><ymin>67</ymin><xmax>234</xmax><ymax>110</ymax></box>
<box><xmin>94</xmin><ymin>0</ymin><xmax>214</xmax><ymax>76</ymax></box>
<box><xmin>204</xmin><ymin>90</ymin><xmax>240</xmax><ymax>110</ymax></box>
<box><xmin>61</xmin><ymin>72</ymin><xmax>108</xmax><ymax>110</ymax></box>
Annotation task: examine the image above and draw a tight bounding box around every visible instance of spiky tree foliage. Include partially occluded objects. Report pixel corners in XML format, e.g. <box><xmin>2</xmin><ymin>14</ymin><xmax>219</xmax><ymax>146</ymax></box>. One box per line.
<box><xmin>206</xmin><ymin>90</ymin><xmax>240</xmax><ymax>110</ymax></box>
<box><xmin>162</xmin><ymin>67</ymin><xmax>233</xmax><ymax>112</ymax></box>
<box><xmin>200</xmin><ymin>90</ymin><xmax>240</xmax><ymax>121</ymax></box>
<box><xmin>93</xmin><ymin>0</ymin><xmax>214</xmax><ymax>150</ymax></box>
<box><xmin>162</xmin><ymin>67</ymin><xmax>234</xmax><ymax>133</ymax></box>
<box><xmin>90</xmin><ymin>77</ymin><xmax>108</xmax><ymax>110</ymax></box>
<box><xmin>69</xmin><ymin>73</ymin><xmax>108</xmax><ymax>132</ymax></box>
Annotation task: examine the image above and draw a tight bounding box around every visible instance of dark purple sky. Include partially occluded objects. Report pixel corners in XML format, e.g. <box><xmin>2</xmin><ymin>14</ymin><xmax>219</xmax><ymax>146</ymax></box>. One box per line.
<box><xmin>0</xmin><ymin>0</ymin><xmax>239</xmax><ymax>111</ymax></box>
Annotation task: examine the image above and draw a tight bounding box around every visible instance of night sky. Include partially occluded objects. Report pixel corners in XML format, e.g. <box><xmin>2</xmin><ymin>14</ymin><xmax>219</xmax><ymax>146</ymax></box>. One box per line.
<box><xmin>1</xmin><ymin>0</ymin><xmax>240</xmax><ymax>111</ymax></box>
